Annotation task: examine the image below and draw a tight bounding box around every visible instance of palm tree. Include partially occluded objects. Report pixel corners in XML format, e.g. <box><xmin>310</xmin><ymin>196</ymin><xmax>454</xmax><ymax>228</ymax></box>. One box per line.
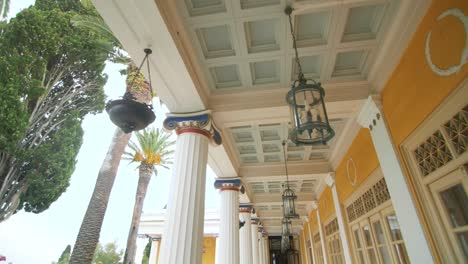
<box><xmin>122</xmin><ymin>128</ymin><xmax>174</xmax><ymax>263</ymax></box>
<box><xmin>0</xmin><ymin>0</ymin><xmax>9</xmax><ymax>19</ymax></box>
<box><xmin>69</xmin><ymin>6</ymin><xmax>153</xmax><ymax>264</ymax></box>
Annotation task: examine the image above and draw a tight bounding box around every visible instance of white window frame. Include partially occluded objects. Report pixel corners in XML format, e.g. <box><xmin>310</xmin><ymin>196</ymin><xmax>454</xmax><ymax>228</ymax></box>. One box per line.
<box><xmin>401</xmin><ymin>78</ymin><xmax>468</xmax><ymax>263</ymax></box>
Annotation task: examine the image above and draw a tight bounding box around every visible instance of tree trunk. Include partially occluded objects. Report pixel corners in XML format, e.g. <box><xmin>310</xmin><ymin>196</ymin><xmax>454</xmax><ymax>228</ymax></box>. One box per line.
<box><xmin>69</xmin><ymin>128</ymin><xmax>131</xmax><ymax>264</ymax></box>
<box><xmin>123</xmin><ymin>164</ymin><xmax>153</xmax><ymax>264</ymax></box>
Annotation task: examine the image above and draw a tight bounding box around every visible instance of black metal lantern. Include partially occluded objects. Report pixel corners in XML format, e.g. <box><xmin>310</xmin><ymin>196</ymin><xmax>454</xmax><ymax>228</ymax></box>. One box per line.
<box><xmin>281</xmin><ymin>218</ymin><xmax>292</xmax><ymax>253</ymax></box>
<box><xmin>285</xmin><ymin>6</ymin><xmax>334</xmax><ymax>145</ymax></box>
<box><xmin>281</xmin><ymin>141</ymin><xmax>299</xmax><ymax>219</ymax></box>
<box><xmin>106</xmin><ymin>48</ymin><xmax>156</xmax><ymax>133</ymax></box>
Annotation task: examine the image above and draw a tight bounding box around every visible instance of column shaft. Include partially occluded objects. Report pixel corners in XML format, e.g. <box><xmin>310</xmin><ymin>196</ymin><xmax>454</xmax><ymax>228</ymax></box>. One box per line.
<box><xmin>307</xmin><ymin>221</ymin><xmax>317</xmax><ymax>264</ymax></box>
<box><xmin>240</xmin><ymin>208</ymin><xmax>253</xmax><ymax>264</ymax></box>
<box><xmin>216</xmin><ymin>180</ymin><xmax>240</xmax><ymax>264</ymax></box>
<box><xmin>358</xmin><ymin>97</ymin><xmax>434</xmax><ymax>263</ymax></box>
<box><xmin>158</xmin><ymin>133</ymin><xmax>209</xmax><ymax>264</ymax></box>
<box><xmin>251</xmin><ymin>222</ymin><xmax>259</xmax><ymax>264</ymax></box>
<box><xmin>328</xmin><ymin>177</ymin><xmax>353</xmax><ymax>264</ymax></box>
<box><xmin>148</xmin><ymin>239</ymin><xmax>159</xmax><ymax>264</ymax></box>
<box><xmin>302</xmin><ymin>230</ymin><xmax>309</xmax><ymax>264</ymax></box>
<box><xmin>316</xmin><ymin>210</ymin><xmax>328</xmax><ymax>264</ymax></box>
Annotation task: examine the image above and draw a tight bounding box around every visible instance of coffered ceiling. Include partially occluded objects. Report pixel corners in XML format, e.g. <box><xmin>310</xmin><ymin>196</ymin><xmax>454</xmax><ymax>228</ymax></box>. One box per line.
<box><xmin>92</xmin><ymin>0</ymin><xmax>430</xmax><ymax>236</ymax></box>
<box><xmin>179</xmin><ymin>0</ymin><xmax>397</xmax><ymax>92</ymax></box>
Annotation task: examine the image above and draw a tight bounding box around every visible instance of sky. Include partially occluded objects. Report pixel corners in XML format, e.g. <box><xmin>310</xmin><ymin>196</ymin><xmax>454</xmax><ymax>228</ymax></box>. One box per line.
<box><xmin>0</xmin><ymin>2</ymin><xmax>220</xmax><ymax>263</ymax></box>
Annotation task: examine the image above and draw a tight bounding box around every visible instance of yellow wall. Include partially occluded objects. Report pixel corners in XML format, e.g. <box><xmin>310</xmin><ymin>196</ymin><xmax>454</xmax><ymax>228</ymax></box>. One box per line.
<box><xmin>335</xmin><ymin>129</ymin><xmax>379</xmax><ymax>202</ymax></box>
<box><xmin>318</xmin><ymin>188</ymin><xmax>335</xmax><ymax>221</ymax></box>
<box><xmin>382</xmin><ymin>0</ymin><xmax>468</xmax><ymax>146</ymax></box>
<box><xmin>202</xmin><ymin>237</ymin><xmax>216</xmax><ymax>264</ymax></box>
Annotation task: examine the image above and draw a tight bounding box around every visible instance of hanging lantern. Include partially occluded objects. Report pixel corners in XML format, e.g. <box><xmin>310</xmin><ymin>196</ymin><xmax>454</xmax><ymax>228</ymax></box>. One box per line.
<box><xmin>285</xmin><ymin>6</ymin><xmax>334</xmax><ymax>145</ymax></box>
<box><xmin>282</xmin><ymin>188</ymin><xmax>299</xmax><ymax>219</ymax></box>
<box><xmin>281</xmin><ymin>218</ymin><xmax>292</xmax><ymax>253</ymax></box>
<box><xmin>281</xmin><ymin>141</ymin><xmax>299</xmax><ymax>219</ymax></box>
<box><xmin>106</xmin><ymin>48</ymin><xmax>156</xmax><ymax>133</ymax></box>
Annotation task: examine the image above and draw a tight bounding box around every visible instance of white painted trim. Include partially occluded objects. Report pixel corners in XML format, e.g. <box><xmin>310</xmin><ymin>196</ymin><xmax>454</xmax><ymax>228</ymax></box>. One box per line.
<box><xmin>329</xmin><ymin>179</ymin><xmax>353</xmax><ymax>264</ymax></box>
<box><xmin>357</xmin><ymin>96</ymin><xmax>435</xmax><ymax>263</ymax></box>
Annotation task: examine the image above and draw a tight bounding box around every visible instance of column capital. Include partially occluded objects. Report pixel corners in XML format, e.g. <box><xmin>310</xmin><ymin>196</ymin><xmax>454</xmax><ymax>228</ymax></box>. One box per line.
<box><xmin>163</xmin><ymin>109</ymin><xmax>221</xmax><ymax>145</ymax></box>
<box><xmin>301</xmin><ymin>216</ymin><xmax>309</xmax><ymax>223</ymax></box>
<box><xmin>239</xmin><ymin>203</ymin><xmax>253</xmax><ymax>213</ymax></box>
<box><xmin>214</xmin><ymin>178</ymin><xmax>241</xmax><ymax>191</ymax></box>
<box><xmin>311</xmin><ymin>200</ymin><xmax>318</xmax><ymax>210</ymax></box>
<box><xmin>357</xmin><ymin>95</ymin><xmax>383</xmax><ymax>129</ymax></box>
<box><xmin>325</xmin><ymin>172</ymin><xmax>335</xmax><ymax>187</ymax></box>
<box><xmin>251</xmin><ymin>217</ymin><xmax>259</xmax><ymax>225</ymax></box>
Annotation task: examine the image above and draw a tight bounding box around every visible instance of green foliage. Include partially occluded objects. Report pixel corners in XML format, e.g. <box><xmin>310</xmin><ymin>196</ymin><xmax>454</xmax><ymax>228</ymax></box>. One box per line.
<box><xmin>141</xmin><ymin>238</ymin><xmax>151</xmax><ymax>264</ymax></box>
<box><xmin>93</xmin><ymin>242</ymin><xmax>123</xmax><ymax>264</ymax></box>
<box><xmin>57</xmin><ymin>245</ymin><xmax>71</xmax><ymax>264</ymax></box>
<box><xmin>123</xmin><ymin>128</ymin><xmax>175</xmax><ymax>172</ymax></box>
<box><xmin>18</xmin><ymin>117</ymin><xmax>83</xmax><ymax>213</ymax></box>
<box><xmin>0</xmin><ymin>0</ymin><xmax>113</xmax><ymax>218</ymax></box>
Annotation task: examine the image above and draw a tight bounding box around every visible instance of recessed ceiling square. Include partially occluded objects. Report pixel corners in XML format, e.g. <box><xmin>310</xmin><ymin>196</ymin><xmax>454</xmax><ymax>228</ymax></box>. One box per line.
<box><xmin>260</xmin><ymin>129</ymin><xmax>280</xmax><ymax>141</ymax></box>
<box><xmin>241</xmin><ymin>156</ymin><xmax>259</xmax><ymax>164</ymax></box>
<box><xmin>238</xmin><ymin>145</ymin><xmax>257</xmax><ymax>155</ymax></box>
<box><xmin>231</xmin><ymin>129</ymin><xmax>254</xmax><ymax>143</ymax></box>
<box><xmin>262</xmin><ymin>143</ymin><xmax>280</xmax><ymax>153</ymax></box>
<box><xmin>295</xmin><ymin>11</ymin><xmax>331</xmax><ymax>47</ymax></box>
<box><xmin>185</xmin><ymin>0</ymin><xmax>226</xmax><ymax>16</ymax></box>
<box><xmin>210</xmin><ymin>64</ymin><xmax>242</xmax><ymax>89</ymax></box>
<box><xmin>287</xmin><ymin>153</ymin><xmax>303</xmax><ymax>161</ymax></box>
<box><xmin>241</xmin><ymin>0</ymin><xmax>280</xmax><ymax>9</ymax></box>
<box><xmin>250</xmin><ymin>60</ymin><xmax>280</xmax><ymax>85</ymax></box>
<box><xmin>292</xmin><ymin>55</ymin><xmax>321</xmax><ymax>80</ymax></box>
<box><xmin>245</xmin><ymin>18</ymin><xmax>280</xmax><ymax>53</ymax></box>
<box><xmin>264</xmin><ymin>154</ymin><xmax>280</xmax><ymax>162</ymax></box>
<box><xmin>343</xmin><ymin>4</ymin><xmax>386</xmax><ymax>42</ymax></box>
<box><xmin>197</xmin><ymin>25</ymin><xmax>235</xmax><ymax>59</ymax></box>
<box><xmin>332</xmin><ymin>50</ymin><xmax>369</xmax><ymax>77</ymax></box>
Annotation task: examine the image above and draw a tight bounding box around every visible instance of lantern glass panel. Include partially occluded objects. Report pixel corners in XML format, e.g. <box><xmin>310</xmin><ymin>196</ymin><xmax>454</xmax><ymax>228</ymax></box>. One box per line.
<box><xmin>286</xmin><ymin>80</ymin><xmax>335</xmax><ymax>145</ymax></box>
<box><xmin>282</xmin><ymin>188</ymin><xmax>299</xmax><ymax>218</ymax></box>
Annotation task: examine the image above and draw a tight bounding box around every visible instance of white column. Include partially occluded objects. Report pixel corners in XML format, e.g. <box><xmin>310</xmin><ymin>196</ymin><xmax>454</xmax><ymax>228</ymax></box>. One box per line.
<box><xmin>258</xmin><ymin>231</ymin><xmax>264</xmax><ymax>264</ymax></box>
<box><xmin>160</xmin><ymin>110</ymin><xmax>221</xmax><ymax>264</ymax></box>
<box><xmin>301</xmin><ymin>229</ymin><xmax>309</xmax><ymax>264</ymax></box>
<box><xmin>214</xmin><ymin>178</ymin><xmax>241</xmax><ymax>264</ymax></box>
<box><xmin>306</xmin><ymin>220</ymin><xmax>317</xmax><ymax>264</ymax></box>
<box><xmin>357</xmin><ymin>96</ymin><xmax>434</xmax><ymax>263</ymax></box>
<box><xmin>312</xmin><ymin>201</ymin><xmax>328</xmax><ymax>264</ymax></box>
<box><xmin>135</xmin><ymin>235</ymin><xmax>148</xmax><ymax>264</ymax></box>
<box><xmin>325</xmin><ymin>174</ymin><xmax>352</xmax><ymax>264</ymax></box>
<box><xmin>251</xmin><ymin>218</ymin><xmax>260</xmax><ymax>264</ymax></box>
<box><xmin>240</xmin><ymin>204</ymin><xmax>253</xmax><ymax>264</ymax></box>
<box><xmin>148</xmin><ymin>238</ymin><xmax>160</xmax><ymax>264</ymax></box>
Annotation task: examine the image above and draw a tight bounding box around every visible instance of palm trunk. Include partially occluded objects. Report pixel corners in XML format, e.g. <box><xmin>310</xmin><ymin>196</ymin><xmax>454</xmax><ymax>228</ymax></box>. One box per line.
<box><xmin>123</xmin><ymin>164</ymin><xmax>153</xmax><ymax>264</ymax></box>
<box><xmin>69</xmin><ymin>128</ymin><xmax>131</xmax><ymax>264</ymax></box>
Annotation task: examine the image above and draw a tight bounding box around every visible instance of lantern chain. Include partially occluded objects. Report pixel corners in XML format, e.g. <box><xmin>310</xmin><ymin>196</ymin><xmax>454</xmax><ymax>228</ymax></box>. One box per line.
<box><xmin>285</xmin><ymin>6</ymin><xmax>304</xmax><ymax>81</ymax></box>
<box><xmin>125</xmin><ymin>48</ymin><xmax>153</xmax><ymax>108</ymax></box>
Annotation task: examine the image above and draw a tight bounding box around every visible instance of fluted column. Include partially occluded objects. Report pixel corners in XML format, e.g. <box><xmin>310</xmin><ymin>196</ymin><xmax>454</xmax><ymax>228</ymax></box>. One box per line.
<box><xmin>159</xmin><ymin>110</ymin><xmax>222</xmax><ymax>264</ymax></box>
<box><xmin>148</xmin><ymin>238</ymin><xmax>160</xmax><ymax>264</ymax></box>
<box><xmin>258</xmin><ymin>226</ymin><xmax>265</xmax><ymax>264</ymax></box>
<box><xmin>325</xmin><ymin>174</ymin><xmax>352</xmax><ymax>264</ymax></box>
<box><xmin>312</xmin><ymin>201</ymin><xmax>328</xmax><ymax>264</ymax></box>
<box><xmin>239</xmin><ymin>204</ymin><xmax>253</xmax><ymax>264</ymax></box>
<box><xmin>251</xmin><ymin>218</ymin><xmax>260</xmax><ymax>264</ymax></box>
<box><xmin>214</xmin><ymin>178</ymin><xmax>241</xmax><ymax>264</ymax></box>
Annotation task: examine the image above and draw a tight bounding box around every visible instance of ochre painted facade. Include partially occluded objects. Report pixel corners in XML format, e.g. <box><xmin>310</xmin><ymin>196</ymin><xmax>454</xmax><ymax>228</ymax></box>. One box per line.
<box><xmin>302</xmin><ymin>0</ymin><xmax>468</xmax><ymax>263</ymax></box>
<box><xmin>202</xmin><ymin>237</ymin><xmax>216</xmax><ymax>264</ymax></box>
